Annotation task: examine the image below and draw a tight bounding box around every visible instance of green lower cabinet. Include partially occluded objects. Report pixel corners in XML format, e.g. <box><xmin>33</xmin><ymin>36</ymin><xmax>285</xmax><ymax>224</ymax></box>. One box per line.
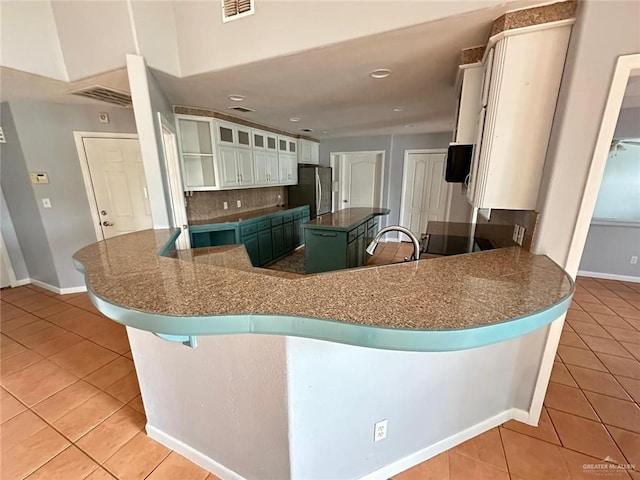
<box><xmin>293</xmin><ymin>219</ymin><xmax>302</xmax><ymax>247</ymax></box>
<box><xmin>272</xmin><ymin>225</ymin><xmax>285</xmax><ymax>258</ymax></box>
<box><xmin>306</xmin><ymin>230</ymin><xmax>348</xmax><ymax>273</ymax></box>
<box><xmin>283</xmin><ymin>221</ymin><xmax>294</xmax><ymax>252</ymax></box>
<box><xmin>356</xmin><ymin>234</ymin><xmax>366</xmax><ymax>267</ymax></box>
<box><xmin>258</xmin><ymin>230</ymin><xmax>273</xmax><ymax>265</ymax></box>
<box><xmin>347</xmin><ymin>239</ymin><xmax>358</xmax><ymax>269</ymax></box>
<box><xmin>242</xmin><ymin>234</ymin><xmax>260</xmax><ymax>266</ymax></box>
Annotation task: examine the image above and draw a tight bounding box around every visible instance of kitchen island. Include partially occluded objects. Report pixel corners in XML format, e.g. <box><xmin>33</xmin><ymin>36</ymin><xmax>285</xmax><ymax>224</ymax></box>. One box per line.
<box><xmin>303</xmin><ymin>207</ymin><xmax>389</xmax><ymax>273</ymax></box>
<box><xmin>73</xmin><ymin>229</ymin><xmax>573</xmax><ymax>480</ymax></box>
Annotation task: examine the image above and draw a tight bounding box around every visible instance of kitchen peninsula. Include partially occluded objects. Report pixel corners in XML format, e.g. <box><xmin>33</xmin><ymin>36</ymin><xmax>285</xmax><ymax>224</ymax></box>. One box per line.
<box><xmin>73</xmin><ymin>230</ymin><xmax>573</xmax><ymax>480</ymax></box>
<box><xmin>303</xmin><ymin>207</ymin><xmax>389</xmax><ymax>273</ymax></box>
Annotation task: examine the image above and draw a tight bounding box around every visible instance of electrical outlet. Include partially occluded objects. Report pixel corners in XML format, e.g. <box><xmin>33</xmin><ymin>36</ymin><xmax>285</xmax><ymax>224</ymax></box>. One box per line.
<box><xmin>512</xmin><ymin>226</ymin><xmax>519</xmax><ymax>243</ymax></box>
<box><xmin>631</xmin><ymin>256</ymin><xmax>638</xmax><ymax>265</ymax></box>
<box><xmin>516</xmin><ymin>225</ymin><xmax>525</xmax><ymax>245</ymax></box>
<box><xmin>374</xmin><ymin>419</ymin><xmax>388</xmax><ymax>442</ymax></box>
<box><xmin>223</xmin><ymin>201</ymin><xmax>228</xmax><ymax>210</ymax></box>
<box><xmin>237</xmin><ymin>200</ymin><xmax>242</xmax><ymax>208</ymax></box>
<box><xmin>41</xmin><ymin>198</ymin><xmax>52</xmax><ymax>208</ymax></box>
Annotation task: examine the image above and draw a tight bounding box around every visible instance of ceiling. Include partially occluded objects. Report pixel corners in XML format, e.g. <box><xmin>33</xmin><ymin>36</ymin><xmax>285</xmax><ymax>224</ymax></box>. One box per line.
<box><xmin>622</xmin><ymin>74</ymin><xmax>640</xmax><ymax>109</ymax></box>
<box><xmin>1</xmin><ymin>0</ymin><xmax>555</xmax><ymax>139</ymax></box>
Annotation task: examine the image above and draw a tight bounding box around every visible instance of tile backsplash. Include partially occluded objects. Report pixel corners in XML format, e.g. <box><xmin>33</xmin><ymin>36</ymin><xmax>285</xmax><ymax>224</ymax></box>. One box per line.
<box><xmin>186</xmin><ymin>187</ymin><xmax>288</xmax><ymax>222</ymax></box>
<box><xmin>478</xmin><ymin>209</ymin><xmax>539</xmax><ymax>250</ymax></box>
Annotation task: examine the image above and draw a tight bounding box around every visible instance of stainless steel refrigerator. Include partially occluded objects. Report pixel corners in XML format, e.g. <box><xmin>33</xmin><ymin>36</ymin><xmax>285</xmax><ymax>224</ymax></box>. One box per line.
<box><xmin>287</xmin><ymin>165</ymin><xmax>332</xmax><ymax>219</ymax></box>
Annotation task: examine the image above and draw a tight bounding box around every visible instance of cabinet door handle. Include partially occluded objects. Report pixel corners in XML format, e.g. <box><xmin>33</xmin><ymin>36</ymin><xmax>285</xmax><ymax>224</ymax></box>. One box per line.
<box><xmin>311</xmin><ymin>231</ymin><xmax>337</xmax><ymax>237</ymax></box>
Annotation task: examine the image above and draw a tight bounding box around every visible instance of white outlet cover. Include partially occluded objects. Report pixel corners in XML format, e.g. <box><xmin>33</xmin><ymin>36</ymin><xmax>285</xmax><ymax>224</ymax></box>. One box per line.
<box><xmin>42</xmin><ymin>198</ymin><xmax>52</xmax><ymax>208</ymax></box>
<box><xmin>374</xmin><ymin>419</ymin><xmax>388</xmax><ymax>442</ymax></box>
<box><xmin>223</xmin><ymin>201</ymin><xmax>229</xmax><ymax>210</ymax></box>
<box><xmin>237</xmin><ymin>200</ymin><xmax>242</xmax><ymax>208</ymax></box>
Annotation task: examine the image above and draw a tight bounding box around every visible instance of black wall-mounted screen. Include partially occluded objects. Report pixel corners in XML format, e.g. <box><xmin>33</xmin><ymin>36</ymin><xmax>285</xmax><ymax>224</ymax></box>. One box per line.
<box><xmin>445</xmin><ymin>144</ymin><xmax>473</xmax><ymax>183</ymax></box>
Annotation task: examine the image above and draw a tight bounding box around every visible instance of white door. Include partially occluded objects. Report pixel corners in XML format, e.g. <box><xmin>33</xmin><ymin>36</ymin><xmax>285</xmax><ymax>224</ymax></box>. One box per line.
<box><xmin>83</xmin><ymin>138</ymin><xmax>152</xmax><ymax>240</ymax></box>
<box><xmin>254</xmin><ymin>151</ymin><xmax>268</xmax><ymax>185</ymax></box>
<box><xmin>237</xmin><ymin>149</ymin><xmax>254</xmax><ymax>185</ymax></box>
<box><xmin>339</xmin><ymin>152</ymin><xmax>383</xmax><ymax>210</ymax></box>
<box><xmin>400</xmin><ymin>151</ymin><xmax>450</xmax><ymax>237</ymax></box>
<box><xmin>266</xmin><ymin>153</ymin><xmax>279</xmax><ymax>184</ymax></box>
<box><xmin>218</xmin><ymin>146</ymin><xmax>239</xmax><ymax>187</ymax></box>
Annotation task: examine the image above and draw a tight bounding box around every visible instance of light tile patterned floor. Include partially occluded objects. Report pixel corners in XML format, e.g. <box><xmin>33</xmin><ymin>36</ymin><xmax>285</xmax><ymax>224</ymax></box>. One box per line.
<box><xmin>395</xmin><ymin>275</ymin><xmax>640</xmax><ymax>480</ymax></box>
<box><xmin>1</xmin><ymin>284</ymin><xmax>218</xmax><ymax>480</ymax></box>
<box><xmin>1</xmin><ymin>275</ymin><xmax>639</xmax><ymax>479</ymax></box>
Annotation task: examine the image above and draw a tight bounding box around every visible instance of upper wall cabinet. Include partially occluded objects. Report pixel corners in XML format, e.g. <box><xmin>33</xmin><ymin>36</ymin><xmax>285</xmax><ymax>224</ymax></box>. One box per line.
<box><xmin>298</xmin><ymin>139</ymin><xmax>320</xmax><ymax>165</ymax></box>
<box><xmin>466</xmin><ymin>23</ymin><xmax>573</xmax><ymax>210</ymax></box>
<box><xmin>176</xmin><ymin>114</ymin><xmax>300</xmax><ymax>191</ymax></box>
<box><xmin>176</xmin><ymin>117</ymin><xmax>218</xmax><ymax>190</ymax></box>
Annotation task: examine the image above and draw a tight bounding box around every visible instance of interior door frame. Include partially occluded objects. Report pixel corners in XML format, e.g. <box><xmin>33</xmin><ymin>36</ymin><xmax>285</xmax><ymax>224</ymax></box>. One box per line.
<box><xmin>73</xmin><ymin>131</ymin><xmax>140</xmax><ymax>241</ymax></box>
<box><xmin>329</xmin><ymin>150</ymin><xmax>386</xmax><ymax>213</ymax></box>
<box><xmin>399</xmin><ymin>149</ymin><xmax>450</xmax><ymax>234</ymax></box>
<box><xmin>158</xmin><ymin>113</ymin><xmax>190</xmax><ymax>249</ymax></box>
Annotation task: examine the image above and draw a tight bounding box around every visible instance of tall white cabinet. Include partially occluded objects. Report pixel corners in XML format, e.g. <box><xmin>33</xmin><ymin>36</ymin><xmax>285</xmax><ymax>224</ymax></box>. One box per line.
<box><xmin>465</xmin><ymin>23</ymin><xmax>573</xmax><ymax>210</ymax></box>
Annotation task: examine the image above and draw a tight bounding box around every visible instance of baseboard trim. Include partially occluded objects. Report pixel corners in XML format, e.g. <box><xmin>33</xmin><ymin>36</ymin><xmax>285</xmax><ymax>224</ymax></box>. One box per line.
<box><xmin>11</xmin><ymin>278</ymin><xmax>31</xmax><ymax>287</ymax></box>
<box><xmin>146</xmin><ymin>424</ymin><xmax>247</xmax><ymax>480</ymax></box>
<box><xmin>359</xmin><ymin>408</ymin><xmax>529</xmax><ymax>479</ymax></box>
<box><xmin>577</xmin><ymin>271</ymin><xmax>640</xmax><ymax>284</ymax></box>
<box><xmin>29</xmin><ymin>279</ymin><xmax>88</xmax><ymax>295</ymax></box>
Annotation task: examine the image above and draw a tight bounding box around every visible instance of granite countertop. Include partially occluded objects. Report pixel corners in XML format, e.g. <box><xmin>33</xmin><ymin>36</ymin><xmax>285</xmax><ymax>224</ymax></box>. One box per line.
<box><xmin>189</xmin><ymin>206</ymin><xmax>301</xmax><ymax>226</ymax></box>
<box><xmin>304</xmin><ymin>208</ymin><xmax>390</xmax><ymax>230</ymax></box>
<box><xmin>73</xmin><ymin>229</ymin><xmax>573</xmax><ymax>344</ymax></box>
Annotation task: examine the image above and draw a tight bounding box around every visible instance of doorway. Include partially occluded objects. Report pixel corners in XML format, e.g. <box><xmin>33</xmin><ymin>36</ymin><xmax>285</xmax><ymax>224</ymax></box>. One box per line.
<box><xmin>399</xmin><ymin>149</ymin><xmax>450</xmax><ymax>237</ymax></box>
<box><xmin>74</xmin><ymin>133</ymin><xmax>152</xmax><ymax>240</ymax></box>
<box><xmin>330</xmin><ymin>151</ymin><xmax>385</xmax><ymax>212</ymax></box>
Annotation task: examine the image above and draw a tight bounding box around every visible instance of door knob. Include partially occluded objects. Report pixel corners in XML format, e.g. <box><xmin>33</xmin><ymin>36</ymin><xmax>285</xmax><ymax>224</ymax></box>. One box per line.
<box><xmin>100</xmin><ymin>210</ymin><xmax>107</xmax><ymax>216</ymax></box>
<box><xmin>343</xmin><ymin>200</ymin><xmax>348</xmax><ymax>203</ymax></box>
<box><xmin>102</xmin><ymin>221</ymin><xmax>114</xmax><ymax>227</ymax></box>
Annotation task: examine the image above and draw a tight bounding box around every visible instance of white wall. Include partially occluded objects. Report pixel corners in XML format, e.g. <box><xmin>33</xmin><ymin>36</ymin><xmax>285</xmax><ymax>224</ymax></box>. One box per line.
<box><xmin>127</xmin><ymin>54</ymin><xmax>173</xmax><ymax>228</ymax></box>
<box><xmin>127</xmin><ymin>329</ymin><xmax>291</xmax><ymax>480</ymax></box>
<box><xmin>173</xmin><ymin>0</ymin><xmax>537</xmax><ymax>77</ymax></box>
<box><xmin>50</xmin><ymin>0</ymin><xmax>135</xmax><ymax>81</ymax></box>
<box><xmin>286</xmin><ymin>329</ymin><xmax>547</xmax><ymax>478</ymax></box>
<box><xmin>0</xmin><ymin>1</ymin><xmax>67</xmax><ymax>81</ymax></box>
<box><xmin>592</xmin><ymin>145</ymin><xmax>640</xmax><ymax>221</ymax></box>
<box><xmin>615</xmin><ymin>107</ymin><xmax>640</xmax><ymax>138</ymax></box>
<box><xmin>533</xmin><ymin>0</ymin><xmax>640</xmax><ymax>275</ymax></box>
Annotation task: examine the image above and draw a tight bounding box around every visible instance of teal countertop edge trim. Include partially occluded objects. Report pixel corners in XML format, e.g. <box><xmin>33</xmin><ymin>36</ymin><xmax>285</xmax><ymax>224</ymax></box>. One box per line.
<box><xmin>83</xmin><ymin>288</ymin><xmax>573</xmax><ymax>352</ymax></box>
<box><xmin>74</xmin><ymin>225</ymin><xmax>575</xmax><ymax>352</ymax></box>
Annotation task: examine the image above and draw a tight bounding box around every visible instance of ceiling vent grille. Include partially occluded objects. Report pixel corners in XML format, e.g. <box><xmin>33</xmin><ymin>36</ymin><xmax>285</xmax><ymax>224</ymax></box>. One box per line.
<box><xmin>222</xmin><ymin>0</ymin><xmax>254</xmax><ymax>22</ymax></box>
<box><xmin>68</xmin><ymin>85</ymin><xmax>132</xmax><ymax>107</ymax></box>
<box><xmin>228</xmin><ymin>106</ymin><xmax>255</xmax><ymax>113</ymax></box>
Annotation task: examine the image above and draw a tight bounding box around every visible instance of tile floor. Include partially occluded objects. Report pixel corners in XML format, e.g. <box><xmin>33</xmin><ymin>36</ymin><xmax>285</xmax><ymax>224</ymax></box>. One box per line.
<box><xmin>395</xmin><ymin>275</ymin><xmax>640</xmax><ymax>480</ymax></box>
<box><xmin>1</xmin><ymin>284</ymin><xmax>218</xmax><ymax>480</ymax></box>
<box><xmin>1</xmin><ymin>275</ymin><xmax>639</xmax><ymax>479</ymax></box>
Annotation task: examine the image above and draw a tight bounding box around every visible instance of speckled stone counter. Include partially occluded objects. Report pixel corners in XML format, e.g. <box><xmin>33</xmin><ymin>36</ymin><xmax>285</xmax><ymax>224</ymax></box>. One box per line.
<box><xmin>304</xmin><ymin>208</ymin><xmax>390</xmax><ymax>230</ymax></box>
<box><xmin>73</xmin><ymin>228</ymin><xmax>573</xmax><ymax>351</ymax></box>
<box><xmin>189</xmin><ymin>206</ymin><xmax>290</xmax><ymax>226</ymax></box>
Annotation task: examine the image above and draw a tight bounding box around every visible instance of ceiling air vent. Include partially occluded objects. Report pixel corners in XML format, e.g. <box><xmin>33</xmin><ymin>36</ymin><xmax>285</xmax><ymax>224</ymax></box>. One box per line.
<box><xmin>228</xmin><ymin>106</ymin><xmax>255</xmax><ymax>113</ymax></box>
<box><xmin>222</xmin><ymin>0</ymin><xmax>254</xmax><ymax>22</ymax></box>
<box><xmin>68</xmin><ymin>85</ymin><xmax>132</xmax><ymax>107</ymax></box>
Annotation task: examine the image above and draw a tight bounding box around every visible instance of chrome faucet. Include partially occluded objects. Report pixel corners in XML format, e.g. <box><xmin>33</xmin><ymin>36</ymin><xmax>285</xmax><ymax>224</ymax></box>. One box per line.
<box><xmin>366</xmin><ymin>225</ymin><xmax>421</xmax><ymax>262</ymax></box>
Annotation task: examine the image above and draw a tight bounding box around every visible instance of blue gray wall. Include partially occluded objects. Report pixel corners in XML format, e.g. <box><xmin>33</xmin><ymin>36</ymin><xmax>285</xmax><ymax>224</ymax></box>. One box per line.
<box><xmin>1</xmin><ymin>189</ymin><xmax>29</xmax><ymax>282</ymax></box>
<box><xmin>0</xmin><ymin>100</ymin><xmax>137</xmax><ymax>289</ymax></box>
<box><xmin>319</xmin><ymin>132</ymin><xmax>464</xmax><ymax>237</ymax></box>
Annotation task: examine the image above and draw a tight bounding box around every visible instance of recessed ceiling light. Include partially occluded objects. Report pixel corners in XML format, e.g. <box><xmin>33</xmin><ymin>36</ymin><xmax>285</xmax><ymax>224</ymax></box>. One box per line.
<box><xmin>290</xmin><ymin>117</ymin><xmax>301</xmax><ymax>122</ymax></box>
<box><xmin>404</xmin><ymin>124</ymin><xmax>414</xmax><ymax>128</ymax></box>
<box><xmin>300</xmin><ymin>128</ymin><xmax>314</xmax><ymax>132</ymax></box>
<box><xmin>321</xmin><ymin>131</ymin><xmax>329</xmax><ymax>134</ymax></box>
<box><xmin>228</xmin><ymin>94</ymin><xmax>245</xmax><ymax>101</ymax></box>
<box><xmin>370</xmin><ymin>69</ymin><xmax>392</xmax><ymax>79</ymax></box>
<box><xmin>393</xmin><ymin>107</ymin><xmax>405</xmax><ymax>112</ymax></box>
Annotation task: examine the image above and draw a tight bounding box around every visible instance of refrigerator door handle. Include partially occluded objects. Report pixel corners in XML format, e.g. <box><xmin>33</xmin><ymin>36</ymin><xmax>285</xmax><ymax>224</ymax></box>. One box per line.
<box><xmin>316</xmin><ymin>173</ymin><xmax>322</xmax><ymax>212</ymax></box>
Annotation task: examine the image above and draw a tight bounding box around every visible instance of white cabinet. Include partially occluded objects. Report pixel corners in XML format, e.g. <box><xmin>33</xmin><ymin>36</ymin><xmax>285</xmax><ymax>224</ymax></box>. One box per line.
<box><xmin>454</xmin><ymin>65</ymin><xmax>483</xmax><ymax>144</ymax></box>
<box><xmin>279</xmin><ymin>154</ymin><xmax>297</xmax><ymax>184</ymax></box>
<box><xmin>219</xmin><ymin>147</ymin><xmax>254</xmax><ymax>188</ymax></box>
<box><xmin>466</xmin><ymin>24</ymin><xmax>572</xmax><ymax>210</ymax></box>
<box><xmin>298</xmin><ymin>139</ymin><xmax>320</xmax><ymax>164</ymax></box>
<box><xmin>176</xmin><ymin>114</ymin><xmax>303</xmax><ymax>190</ymax></box>
<box><xmin>176</xmin><ymin>117</ymin><xmax>218</xmax><ymax>190</ymax></box>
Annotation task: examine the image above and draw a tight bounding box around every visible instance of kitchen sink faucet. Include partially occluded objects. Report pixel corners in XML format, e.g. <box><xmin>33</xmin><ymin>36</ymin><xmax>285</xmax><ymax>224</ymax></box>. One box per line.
<box><xmin>366</xmin><ymin>225</ymin><xmax>421</xmax><ymax>262</ymax></box>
